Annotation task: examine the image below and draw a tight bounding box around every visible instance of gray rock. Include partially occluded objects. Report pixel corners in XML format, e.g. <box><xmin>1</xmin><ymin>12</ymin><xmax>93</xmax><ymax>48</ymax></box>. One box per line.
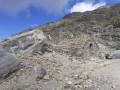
<box><xmin>32</xmin><ymin>41</ymin><xmax>53</xmax><ymax>56</ymax></box>
<box><xmin>43</xmin><ymin>74</ymin><xmax>50</xmax><ymax>80</ymax></box>
<box><xmin>111</xmin><ymin>85</ymin><xmax>116</xmax><ymax>89</ymax></box>
<box><xmin>33</xmin><ymin>65</ymin><xmax>46</xmax><ymax>80</ymax></box>
<box><xmin>73</xmin><ymin>75</ymin><xmax>79</xmax><ymax>80</ymax></box>
<box><xmin>32</xmin><ymin>43</ymin><xmax>44</xmax><ymax>55</ymax></box>
<box><xmin>67</xmin><ymin>81</ymin><xmax>72</xmax><ymax>85</ymax></box>
<box><xmin>0</xmin><ymin>48</ymin><xmax>20</xmax><ymax>78</ymax></box>
<box><xmin>111</xmin><ymin>53</ymin><xmax>120</xmax><ymax>59</ymax></box>
<box><xmin>0</xmin><ymin>30</ymin><xmax>46</xmax><ymax>54</ymax></box>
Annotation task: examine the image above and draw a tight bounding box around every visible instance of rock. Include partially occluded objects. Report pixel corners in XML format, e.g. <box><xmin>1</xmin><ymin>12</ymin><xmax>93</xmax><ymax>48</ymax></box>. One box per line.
<box><xmin>65</xmin><ymin>78</ymin><xmax>69</xmax><ymax>80</ymax></box>
<box><xmin>64</xmin><ymin>85</ymin><xmax>71</xmax><ymax>89</ymax></box>
<box><xmin>111</xmin><ymin>85</ymin><xmax>116</xmax><ymax>89</ymax></box>
<box><xmin>0</xmin><ymin>48</ymin><xmax>20</xmax><ymax>78</ymax></box>
<box><xmin>87</xmin><ymin>79</ymin><xmax>92</xmax><ymax>83</ymax></box>
<box><xmin>32</xmin><ymin>43</ymin><xmax>44</xmax><ymax>55</ymax></box>
<box><xmin>78</xmin><ymin>80</ymin><xmax>84</xmax><ymax>85</ymax></box>
<box><xmin>67</xmin><ymin>81</ymin><xmax>72</xmax><ymax>85</ymax></box>
<box><xmin>32</xmin><ymin>42</ymin><xmax>52</xmax><ymax>56</ymax></box>
<box><xmin>87</xmin><ymin>75</ymin><xmax>91</xmax><ymax>79</ymax></box>
<box><xmin>79</xmin><ymin>74</ymin><xmax>85</xmax><ymax>79</ymax></box>
<box><xmin>43</xmin><ymin>74</ymin><xmax>50</xmax><ymax>80</ymax></box>
<box><xmin>55</xmin><ymin>73</ymin><xmax>64</xmax><ymax>81</ymax></box>
<box><xmin>83</xmin><ymin>74</ymin><xmax>89</xmax><ymax>80</ymax></box>
<box><xmin>64</xmin><ymin>85</ymin><xmax>76</xmax><ymax>90</ymax></box>
<box><xmin>0</xmin><ymin>30</ymin><xmax>46</xmax><ymax>54</ymax></box>
<box><xmin>73</xmin><ymin>75</ymin><xmax>79</xmax><ymax>80</ymax></box>
<box><xmin>75</xmin><ymin>85</ymin><xmax>82</xmax><ymax>89</ymax></box>
<box><xmin>33</xmin><ymin>65</ymin><xmax>46</xmax><ymax>80</ymax></box>
<box><xmin>111</xmin><ymin>53</ymin><xmax>120</xmax><ymax>59</ymax></box>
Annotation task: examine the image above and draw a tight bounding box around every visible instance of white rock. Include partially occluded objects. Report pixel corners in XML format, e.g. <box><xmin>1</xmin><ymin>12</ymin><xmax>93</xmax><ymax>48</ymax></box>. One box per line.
<box><xmin>43</xmin><ymin>74</ymin><xmax>50</xmax><ymax>80</ymax></box>
<box><xmin>65</xmin><ymin>78</ymin><xmax>68</xmax><ymax>80</ymax></box>
<box><xmin>111</xmin><ymin>85</ymin><xmax>116</xmax><ymax>89</ymax></box>
<box><xmin>73</xmin><ymin>75</ymin><xmax>79</xmax><ymax>80</ymax></box>
<box><xmin>67</xmin><ymin>81</ymin><xmax>72</xmax><ymax>85</ymax></box>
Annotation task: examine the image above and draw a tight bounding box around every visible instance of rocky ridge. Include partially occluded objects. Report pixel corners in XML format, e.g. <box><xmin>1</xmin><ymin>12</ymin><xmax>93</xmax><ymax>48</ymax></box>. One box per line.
<box><xmin>0</xmin><ymin>3</ymin><xmax>120</xmax><ymax>90</ymax></box>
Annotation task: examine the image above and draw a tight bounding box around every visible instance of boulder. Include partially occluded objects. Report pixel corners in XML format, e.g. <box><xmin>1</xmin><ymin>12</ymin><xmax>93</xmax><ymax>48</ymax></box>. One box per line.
<box><xmin>0</xmin><ymin>48</ymin><xmax>20</xmax><ymax>78</ymax></box>
<box><xmin>32</xmin><ymin>41</ymin><xmax>53</xmax><ymax>56</ymax></box>
<box><xmin>111</xmin><ymin>53</ymin><xmax>120</xmax><ymax>59</ymax></box>
<box><xmin>0</xmin><ymin>30</ymin><xmax>46</xmax><ymax>54</ymax></box>
<box><xmin>33</xmin><ymin>65</ymin><xmax>46</xmax><ymax>80</ymax></box>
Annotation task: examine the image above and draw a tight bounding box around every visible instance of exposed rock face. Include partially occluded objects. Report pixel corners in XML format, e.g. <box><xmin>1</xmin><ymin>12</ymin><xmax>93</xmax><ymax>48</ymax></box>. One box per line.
<box><xmin>1</xmin><ymin>3</ymin><xmax>120</xmax><ymax>90</ymax></box>
<box><xmin>0</xmin><ymin>30</ymin><xmax>52</xmax><ymax>55</ymax></box>
<box><xmin>32</xmin><ymin>4</ymin><xmax>120</xmax><ymax>57</ymax></box>
<box><xmin>0</xmin><ymin>48</ymin><xmax>20</xmax><ymax>78</ymax></box>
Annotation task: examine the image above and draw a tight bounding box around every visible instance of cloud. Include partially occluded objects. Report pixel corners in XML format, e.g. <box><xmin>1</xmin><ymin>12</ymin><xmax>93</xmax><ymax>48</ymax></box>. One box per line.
<box><xmin>30</xmin><ymin>24</ymin><xmax>38</xmax><ymax>27</ymax></box>
<box><xmin>70</xmin><ymin>0</ymin><xmax>106</xmax><ymax>13</ymax></box>
<box><xmin>0</xmin><ymin>0</ymin><xmax>70</xmax><ymax>16</ymax></box>
<box><xmin>0</xmin><ymin>0</ymin><xmax>31</xmax><ymax>16</ymax></box>
<box><xmin>32</xmin><ymin>0</ymin><xmax>70</xmax><ymax>13</ymax></box>
<box><xmin>105</xmin><ymin>0</ymin><xmax>120</xmax><ymax>4</ymax></box>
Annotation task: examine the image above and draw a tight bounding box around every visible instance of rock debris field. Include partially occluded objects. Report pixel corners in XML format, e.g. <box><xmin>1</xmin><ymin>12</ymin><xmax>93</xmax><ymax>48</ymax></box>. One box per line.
<box><xmin>1</xmin><ymin>3</ymin><xmax>120</xmax><ymax>90</ymax></box>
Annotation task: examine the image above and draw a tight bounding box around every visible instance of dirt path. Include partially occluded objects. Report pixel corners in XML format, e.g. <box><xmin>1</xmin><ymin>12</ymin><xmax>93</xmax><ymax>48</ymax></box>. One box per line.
<box><xmin>92</xmin><ymin>59</ymin><xmax>120</xmax><ymax>90</ymax></box>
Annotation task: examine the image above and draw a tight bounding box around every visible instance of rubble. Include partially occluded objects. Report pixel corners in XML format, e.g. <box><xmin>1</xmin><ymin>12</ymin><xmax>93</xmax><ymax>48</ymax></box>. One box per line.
<box><xmin>1</xmin><ymin>3</ymin><xmax>120</xmax><ymax>90</ymax></box>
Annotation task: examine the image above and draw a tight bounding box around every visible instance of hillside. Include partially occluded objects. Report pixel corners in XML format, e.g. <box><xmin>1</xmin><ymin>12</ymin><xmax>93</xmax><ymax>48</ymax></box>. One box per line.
<box><xmin>0</xmin><ymin>3</ymin><xmax>120</xmax><ymax>90</ymax></box>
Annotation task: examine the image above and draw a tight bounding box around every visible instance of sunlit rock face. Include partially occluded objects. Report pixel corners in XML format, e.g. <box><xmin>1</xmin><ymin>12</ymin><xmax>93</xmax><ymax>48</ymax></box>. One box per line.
<box><xmin>0</xmin><ymin>30</ymin><xmax>47</xmax><ymax>53</ymax></box>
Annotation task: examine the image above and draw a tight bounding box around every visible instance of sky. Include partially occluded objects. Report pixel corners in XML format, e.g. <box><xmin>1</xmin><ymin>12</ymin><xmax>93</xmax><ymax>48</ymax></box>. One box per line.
<box><xmin>0</xmin><ymin>0</ymin><xmax>120</xmax><ymax>39</ymax></box>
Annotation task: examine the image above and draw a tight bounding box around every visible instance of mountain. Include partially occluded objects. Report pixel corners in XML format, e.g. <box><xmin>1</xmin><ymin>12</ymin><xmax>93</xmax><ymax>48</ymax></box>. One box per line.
<box><xmin>0</xmin><ymin>3</ymin><xmax>120</xmax><ymax>90</ymax></box>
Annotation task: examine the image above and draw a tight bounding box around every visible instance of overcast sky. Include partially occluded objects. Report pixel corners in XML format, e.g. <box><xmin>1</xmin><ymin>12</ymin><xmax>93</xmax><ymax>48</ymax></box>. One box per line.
<box><xmin>0</xmin><ymin>0</ymin><xmax>120</xmax><ymax>39</ymax></box>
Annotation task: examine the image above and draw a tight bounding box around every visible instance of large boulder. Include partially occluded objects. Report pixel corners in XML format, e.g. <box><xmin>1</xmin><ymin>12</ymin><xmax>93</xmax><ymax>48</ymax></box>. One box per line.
<box><xmin>0</xmin><ymin>30</ymin><xmax>46</xmax><ymax>54</ymax></box>
<box><xmin>0</xmin><ymin>48</ymin><xmax>20</xmax><ymax>78</ymax></box>
<box><xmin>111</xmin><ymin>53</ymin><xmax>120</xmax><ymax>59</ymax></box>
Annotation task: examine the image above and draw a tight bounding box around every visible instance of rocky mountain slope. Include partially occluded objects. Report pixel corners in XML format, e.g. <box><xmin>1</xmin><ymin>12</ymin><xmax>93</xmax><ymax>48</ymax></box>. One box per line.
<box><xmin>0</xmin><ymin>3</ymin><xmax>120</xmax><ymax>90</ymax></box>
